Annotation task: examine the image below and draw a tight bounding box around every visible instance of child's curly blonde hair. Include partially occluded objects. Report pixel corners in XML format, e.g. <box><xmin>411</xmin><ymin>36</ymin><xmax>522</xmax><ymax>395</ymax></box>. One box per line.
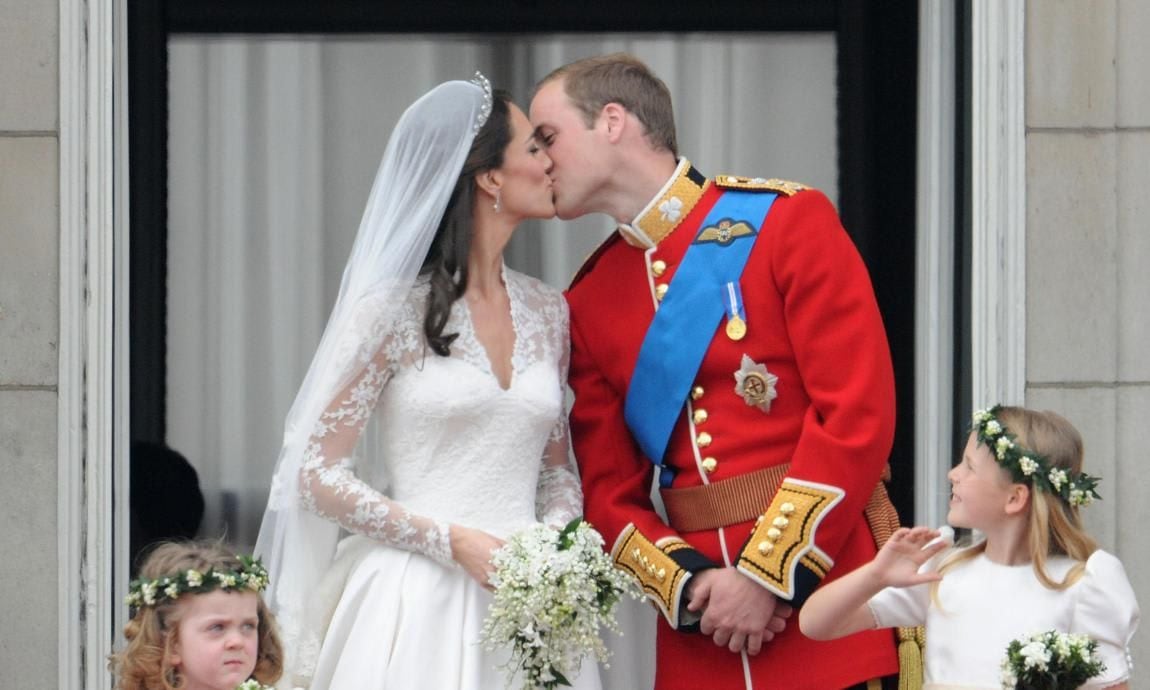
<box><xmin>108</xmin><ymin>541</ymin><xmax>284</xmax><ymax>690</ymax></box>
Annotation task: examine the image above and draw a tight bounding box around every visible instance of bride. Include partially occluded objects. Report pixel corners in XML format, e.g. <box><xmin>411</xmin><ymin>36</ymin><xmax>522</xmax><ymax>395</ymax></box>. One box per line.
<box><xmin>255</xmin><ymin>74</ymin><xmax>600</xmax><ymax>689</ymax></box>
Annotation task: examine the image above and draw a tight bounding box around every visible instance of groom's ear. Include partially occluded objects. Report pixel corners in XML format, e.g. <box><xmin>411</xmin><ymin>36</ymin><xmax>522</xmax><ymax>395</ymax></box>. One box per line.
<box><xmin>601</xmin><ymin>102</ymin><xmax>627</xmax><ymax>143</ymax></box>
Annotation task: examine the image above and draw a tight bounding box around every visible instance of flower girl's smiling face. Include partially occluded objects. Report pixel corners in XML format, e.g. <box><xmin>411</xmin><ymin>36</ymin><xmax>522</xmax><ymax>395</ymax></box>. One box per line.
<box><xmin>946</xmin><ymin>432</ymin><xmax>1014</xmax><ymax>531</ymax></box>
<box><xmin>170</xmin><ymin>590</ymin><xmax>260</xmax><ymax>690</ymax></box>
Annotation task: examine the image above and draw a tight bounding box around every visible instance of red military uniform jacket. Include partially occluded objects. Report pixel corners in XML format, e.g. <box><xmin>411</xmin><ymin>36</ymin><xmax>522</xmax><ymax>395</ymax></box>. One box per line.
<box><xmin>567</xmin><ymin>160</ymin><xmax>899</xmax><ymax>689</ymax></box>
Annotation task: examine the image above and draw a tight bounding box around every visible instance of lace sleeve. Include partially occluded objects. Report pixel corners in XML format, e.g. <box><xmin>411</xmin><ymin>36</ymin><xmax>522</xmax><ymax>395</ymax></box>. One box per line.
<box><xmin>535</xmin><ymin>303</ymin><xmax>584</xmax><ymax>527</ymax></box>
<box><xmin>298</xmin><ymin>348</ymin><xmax>455</xmax><ymax>568</ymax></box>
<box><xmin>536</xmin><ymin>420</ymin><xmax>584</xmax><ymax>526</ymax></box>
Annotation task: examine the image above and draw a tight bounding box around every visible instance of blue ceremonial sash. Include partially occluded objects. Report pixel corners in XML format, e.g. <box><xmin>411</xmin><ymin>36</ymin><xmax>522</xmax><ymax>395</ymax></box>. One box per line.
<box><xmin>624</xmin><ymin>190</ymin><xmax>777</xmax><ymax>487</ymax></box>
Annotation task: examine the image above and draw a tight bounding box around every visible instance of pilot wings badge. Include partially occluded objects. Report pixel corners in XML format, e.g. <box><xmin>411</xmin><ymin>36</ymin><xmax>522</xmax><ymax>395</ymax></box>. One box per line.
<box><xmin>695</xmin><ymin>218</ymin><xmax>756</xmax><ymax>246</ymax></box>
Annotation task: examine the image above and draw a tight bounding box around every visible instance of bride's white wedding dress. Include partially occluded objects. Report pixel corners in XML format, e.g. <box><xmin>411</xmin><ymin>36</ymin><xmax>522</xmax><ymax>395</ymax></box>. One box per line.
<box><xmin>284</xmin><ymin>266</ymin><xmax>602</xmax><ymax>690</ymax></box>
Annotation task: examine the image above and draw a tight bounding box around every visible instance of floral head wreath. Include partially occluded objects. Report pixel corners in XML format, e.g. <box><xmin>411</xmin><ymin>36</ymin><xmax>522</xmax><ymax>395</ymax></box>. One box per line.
<box><xmin>970</xmin><ymin>406</ymin><xmax>1101</xmax><ymax>507</ymax></box>
<box><xmin>125</xmin><ymin>554</ymin><xmax>270</xmax><ymax>610</ymax></box>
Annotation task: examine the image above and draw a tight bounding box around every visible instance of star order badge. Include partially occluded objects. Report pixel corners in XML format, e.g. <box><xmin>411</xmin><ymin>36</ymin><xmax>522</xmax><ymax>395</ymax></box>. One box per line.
<box><xmin>734</xmin><ymin>354</ymin><xmax>778</xmax><ymax>412</ymax></box>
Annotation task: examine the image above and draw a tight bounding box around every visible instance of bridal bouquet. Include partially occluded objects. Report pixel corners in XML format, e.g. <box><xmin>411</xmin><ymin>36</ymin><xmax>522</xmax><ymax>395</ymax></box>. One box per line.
<box><xmin>1000</xmin><ymin>630</ymin><xmax>1106</xmax><ymax>689</ymax></box>
<box><xmin>481</xmin><ymin>518</ymin><xmax>641</xmax><ymax>689</ymax></box>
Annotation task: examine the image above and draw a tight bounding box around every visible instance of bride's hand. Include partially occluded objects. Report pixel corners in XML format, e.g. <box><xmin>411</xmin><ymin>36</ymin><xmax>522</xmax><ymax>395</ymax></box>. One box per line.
<box><xmin>449</xmin><ymin>524</ymin><xmax>505</xmax><ymax>590</ymax></box>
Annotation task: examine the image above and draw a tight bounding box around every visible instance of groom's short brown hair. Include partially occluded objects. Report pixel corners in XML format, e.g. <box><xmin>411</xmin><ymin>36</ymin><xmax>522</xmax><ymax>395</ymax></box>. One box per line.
<box><xmin>536</xmin><ymin>53</ymin><xmax>678</xmax><ymax>156</ymax></box>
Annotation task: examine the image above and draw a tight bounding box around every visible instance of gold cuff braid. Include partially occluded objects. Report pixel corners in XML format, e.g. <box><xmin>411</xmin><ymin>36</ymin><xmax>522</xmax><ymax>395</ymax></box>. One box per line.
<box><xmin>610</xmin><ymin>525</ymin><xmax>690</xmax><ymax>626</ymax></box>
<box><xmin>736</xmin><ymin>479</ymin><xmax>844</xmax><ymax>599</ymax></box>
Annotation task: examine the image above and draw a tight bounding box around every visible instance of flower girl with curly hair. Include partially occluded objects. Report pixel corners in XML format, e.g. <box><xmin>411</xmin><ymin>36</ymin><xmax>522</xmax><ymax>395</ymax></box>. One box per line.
<box><xmin>109</xmin><ymin>541</ymin><xmax>284</xmax><ymax>690</ymax></box>
<box><xmin>800</xmin><ymin>405</ymin><xmax>1140</xmax><ymax>689</ymax></box>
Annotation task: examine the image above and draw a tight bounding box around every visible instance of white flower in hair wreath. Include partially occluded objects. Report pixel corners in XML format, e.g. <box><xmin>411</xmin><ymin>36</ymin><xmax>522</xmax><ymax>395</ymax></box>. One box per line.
<box><xmin>971</xmin><ymin>406</ymin><xmax>1101</xmax><ymax>507</ymax></box>
<box><xmin>125</xmin><ymin>555</ymin><xmax>270</xmax><ymax>609</ymax></box>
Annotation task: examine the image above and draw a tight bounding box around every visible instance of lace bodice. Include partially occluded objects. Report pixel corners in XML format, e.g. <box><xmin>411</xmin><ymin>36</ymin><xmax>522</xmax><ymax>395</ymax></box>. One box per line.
<box><xmin>298</xmin><ymin>267</ymin><xmax>582</xmax><ymax>568</ymax></box>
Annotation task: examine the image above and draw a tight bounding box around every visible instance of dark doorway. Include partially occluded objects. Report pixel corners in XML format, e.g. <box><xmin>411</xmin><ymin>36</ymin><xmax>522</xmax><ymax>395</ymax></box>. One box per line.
<box><xmin>128</xmin><ymin>0</ymin><xmax>920</xmax><ymax>524</ymax></box>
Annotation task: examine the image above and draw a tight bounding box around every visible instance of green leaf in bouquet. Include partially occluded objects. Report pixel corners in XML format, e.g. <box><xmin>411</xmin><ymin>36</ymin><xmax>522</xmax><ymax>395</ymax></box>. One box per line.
<box><xmin>558</xmin><ymin>517</ymin><xmax>583</xmax><ymax>551</ymax></box>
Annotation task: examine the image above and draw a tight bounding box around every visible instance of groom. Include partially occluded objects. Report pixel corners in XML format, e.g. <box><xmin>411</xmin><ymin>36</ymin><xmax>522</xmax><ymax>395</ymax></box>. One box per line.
<box><xmin>531</xmin><ymin>54</ymin><xmax>900</xmax><ymax>689</ymax></box>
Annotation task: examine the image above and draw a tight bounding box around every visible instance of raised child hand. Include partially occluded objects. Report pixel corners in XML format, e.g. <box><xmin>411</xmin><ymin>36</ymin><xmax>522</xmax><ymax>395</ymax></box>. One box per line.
<box><xmin>871</xmin><ymin>526</ymin><xmax>950</xmax><ymax>589</ymax></box>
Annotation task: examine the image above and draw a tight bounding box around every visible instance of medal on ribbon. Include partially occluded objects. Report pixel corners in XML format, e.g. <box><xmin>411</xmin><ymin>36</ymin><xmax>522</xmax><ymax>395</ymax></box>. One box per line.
<box><xmin>724</xmin><ymin>281</ymin><xmax>747</xmax><ymax>341</ymax></box>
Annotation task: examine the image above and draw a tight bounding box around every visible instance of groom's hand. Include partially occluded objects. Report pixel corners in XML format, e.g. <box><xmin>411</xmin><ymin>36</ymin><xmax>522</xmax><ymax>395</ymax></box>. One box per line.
<box><xmin>686</xmin><ymin>567</ymin><xmax>793</xmax><ymax>655</ymax></box>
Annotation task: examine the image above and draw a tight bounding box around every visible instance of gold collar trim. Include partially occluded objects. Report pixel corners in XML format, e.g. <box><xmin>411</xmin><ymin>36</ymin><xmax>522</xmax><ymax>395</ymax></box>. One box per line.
<box><xmin>618</xmin><ymin>159</ymin><xmax>708</xmax><ymax>249</ymax></box>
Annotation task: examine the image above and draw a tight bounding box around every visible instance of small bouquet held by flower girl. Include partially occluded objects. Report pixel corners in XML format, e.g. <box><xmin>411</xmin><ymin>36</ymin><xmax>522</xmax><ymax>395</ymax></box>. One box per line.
<box><xmin>481</xmin><ymin>518</ymin><xmax>642</xmax><ymax>689</ymax></box>
<box><xmin>1000</xmin><ymin>630</ymin><xmax>1106</xmax><ymax>690</ymax></box>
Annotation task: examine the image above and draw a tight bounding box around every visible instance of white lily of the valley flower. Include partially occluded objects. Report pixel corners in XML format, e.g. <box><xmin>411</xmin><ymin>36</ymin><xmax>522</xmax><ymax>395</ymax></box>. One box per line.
<box><xmin>1001</xmin><ymin>630</ymin><xmax>1106</xmax><ymax>689</ymax></box>
<box><xmin>481</xmin><ymin>520</ymin><xmax>642</xmax><ymax>690</ymax></box>
<box><xmin>1019</xmin><ymin>640</ymin><xmax>1051</xmax><ymax>670</ymax></box>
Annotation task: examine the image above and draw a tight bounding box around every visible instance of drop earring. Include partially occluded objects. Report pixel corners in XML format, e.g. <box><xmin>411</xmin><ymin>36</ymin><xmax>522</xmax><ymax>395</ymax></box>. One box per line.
<box><xmin>493</xmin><ymin>190</ymin><xmax>502</xmax><ymax>213</ymax></box>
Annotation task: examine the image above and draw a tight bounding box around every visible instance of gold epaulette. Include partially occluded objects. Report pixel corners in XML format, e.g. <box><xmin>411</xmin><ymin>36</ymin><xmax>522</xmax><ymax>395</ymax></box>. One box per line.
<box><xmin>714</xmin><ymin>175</ymin><xmax>810</xmax><ymax>197</ymax></box>
<box><xmin>568</xmin><ymin>231</ymin><xmax>623</xmax><ymax>290</ymax></box>
<box><xmin>736</xmin><ymin>478</ymin><xmax>844</xmax><ymax>600</ymax></box>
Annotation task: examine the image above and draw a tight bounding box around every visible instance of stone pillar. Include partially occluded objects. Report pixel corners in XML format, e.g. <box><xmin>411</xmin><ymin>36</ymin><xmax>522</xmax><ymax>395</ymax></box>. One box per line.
<box><xmin>1027</xmin><ymin>1</ymin><xmax>1148</xmax><ymax>684</ymax></box>
<box><xmin>0</xmin><ymin>1</ymin><xmax>60</xmax><ymax>688</ymax></box>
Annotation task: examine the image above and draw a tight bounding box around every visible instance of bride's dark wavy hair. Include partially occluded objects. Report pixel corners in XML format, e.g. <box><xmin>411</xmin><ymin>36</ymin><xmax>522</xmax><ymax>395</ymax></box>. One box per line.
<box><xmin>420</xmin><ymin>89</ymin><xmax>513</xmax><ymax>356</ymax></box>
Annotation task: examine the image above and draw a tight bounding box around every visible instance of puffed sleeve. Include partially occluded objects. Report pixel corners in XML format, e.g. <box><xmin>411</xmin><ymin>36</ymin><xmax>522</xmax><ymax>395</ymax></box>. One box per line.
<box><xmin>1076</xmin><ymin>550</ymin><xmax>1140</xmax><ymax>688</ymax></box>
<box><xmin>867</xmin><ymin>583</ymin><xmax>929</xmax><ymax>630</ymax></box>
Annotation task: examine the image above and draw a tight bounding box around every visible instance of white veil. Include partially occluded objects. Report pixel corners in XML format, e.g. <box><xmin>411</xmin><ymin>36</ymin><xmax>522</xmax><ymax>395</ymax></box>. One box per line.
<box><xmin>253</xmin><ymin>75</ymin><xmax>492</xmax><ymax>672</ymax></box>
